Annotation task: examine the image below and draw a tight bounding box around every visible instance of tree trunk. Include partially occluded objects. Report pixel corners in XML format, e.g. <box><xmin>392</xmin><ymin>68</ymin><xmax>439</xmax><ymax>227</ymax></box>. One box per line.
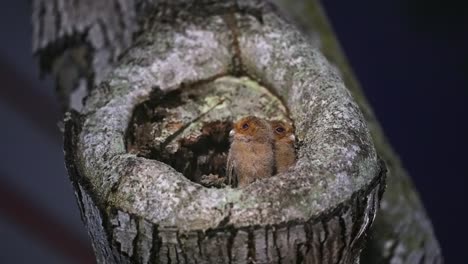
<box><xmin>32</xmin><ymin>0</ymin><xmax>441</xmax><ymax>263</ymax></box>
<box><xmin>269</xmin><ymin>1</ymin><xmax>443</xmax><ymax>263</ymax></box>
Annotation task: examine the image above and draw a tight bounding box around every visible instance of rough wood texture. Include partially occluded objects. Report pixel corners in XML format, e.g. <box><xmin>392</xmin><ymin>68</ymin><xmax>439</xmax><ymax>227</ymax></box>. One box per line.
<box><xmin>33</xmin><ymin>0</ymin><xmax>447</xmax><ymax>263</ymax></box>
<box><xmin>269</xmin><ymin>1</ymin><xmax>443</xmax><ymax>263</ymax></box>
<box><xmin>56</xmin><ymin>1</ymin><xmax>386</xmax><ymax>263</ymax></box>
<box><xmin>31</xmin><ymin>0</ymin><xmax>260</xmax><ymax>111</ymax></box>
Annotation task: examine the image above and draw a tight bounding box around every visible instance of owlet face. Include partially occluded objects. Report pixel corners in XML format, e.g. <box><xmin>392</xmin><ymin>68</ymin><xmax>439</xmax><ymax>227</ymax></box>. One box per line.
<box><xmin>230</xmin><ymin>116</ymin><xmax>271</xmax><ymax>143</ymax></box>
<box><xmin>270</xmin><ymin>120</ymin><xmax>295</xmax><ymax>143</ymax></box>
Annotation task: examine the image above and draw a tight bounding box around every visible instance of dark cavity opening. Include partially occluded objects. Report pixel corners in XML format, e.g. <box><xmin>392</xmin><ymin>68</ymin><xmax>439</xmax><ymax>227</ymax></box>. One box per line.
<box><xmin>125</xmin><ymin>87</ymin><xmax>231</xmax><ymax>188</ymax></box>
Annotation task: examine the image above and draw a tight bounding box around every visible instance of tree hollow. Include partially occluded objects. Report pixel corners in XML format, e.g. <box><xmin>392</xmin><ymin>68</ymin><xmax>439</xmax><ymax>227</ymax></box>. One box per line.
<box><xmin>65</xmin><ymin>3</ymin><xmax>386</xmax><ymax>263</ymax></box>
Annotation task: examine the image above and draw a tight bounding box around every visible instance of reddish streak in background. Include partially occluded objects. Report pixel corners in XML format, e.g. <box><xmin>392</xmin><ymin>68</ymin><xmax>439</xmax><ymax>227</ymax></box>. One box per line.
<box><xmin>0</xmin><ymin>176</ymin><xmax>96</xmax><ymax>264</ymax></box>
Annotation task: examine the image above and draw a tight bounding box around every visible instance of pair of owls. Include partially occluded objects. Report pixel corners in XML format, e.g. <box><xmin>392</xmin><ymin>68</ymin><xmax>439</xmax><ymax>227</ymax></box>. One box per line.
<box><xmin>227</xmin><ymin>116</ymin><xmax>296</xmax><ymax>187</ymax></box>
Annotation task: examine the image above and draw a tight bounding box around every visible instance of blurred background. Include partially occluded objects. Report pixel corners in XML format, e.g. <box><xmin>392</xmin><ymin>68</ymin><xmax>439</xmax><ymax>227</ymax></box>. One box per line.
<box><xmin>0</xmin><ymin>0</ymin><xmax>466</xmax><ymax>263</ymax></box>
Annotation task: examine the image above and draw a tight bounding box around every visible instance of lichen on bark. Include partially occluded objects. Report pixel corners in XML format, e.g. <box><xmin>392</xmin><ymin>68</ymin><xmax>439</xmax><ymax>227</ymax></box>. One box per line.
<box><xmin>53</xmin><ymin>0</ymin><xmax>386</xmax><ymax>263</ymax></box>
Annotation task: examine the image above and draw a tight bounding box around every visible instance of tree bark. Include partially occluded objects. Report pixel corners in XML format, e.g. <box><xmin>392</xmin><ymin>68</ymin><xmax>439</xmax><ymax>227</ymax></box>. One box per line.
<box><xmin>269</xmin><ymin>1</ymin><xmax>443</xmax><ymax>263</ymax></box>
<box><xmin>32</xmin><ymin>0</ymin><xmax>440</xmax><ymax>263</ymax></box>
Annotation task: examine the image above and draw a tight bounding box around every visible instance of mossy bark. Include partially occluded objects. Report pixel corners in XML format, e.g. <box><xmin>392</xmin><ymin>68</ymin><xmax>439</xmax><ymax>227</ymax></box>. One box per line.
<box><xmin>31</xmin><ymin>0</ymin><xmax>438</xmax><ymax>263</ymax></box>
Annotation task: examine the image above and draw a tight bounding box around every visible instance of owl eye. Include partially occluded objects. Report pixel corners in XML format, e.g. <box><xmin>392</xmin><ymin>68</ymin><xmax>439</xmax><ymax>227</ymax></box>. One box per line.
<box><xmin>275</xmin><ymin>126</ymin><xmax>285</xmax><ymax>133</ymax></box>
<box><xmin>242</xmin><ymin>123</ymin><xmax>249</xmax><ymax>130</ymax></box>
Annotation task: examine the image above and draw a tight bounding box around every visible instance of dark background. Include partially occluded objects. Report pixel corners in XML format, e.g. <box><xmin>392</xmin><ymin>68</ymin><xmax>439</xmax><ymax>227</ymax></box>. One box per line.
<box><xmin>0</xmin><ymin>0</ymin><xmax>466</xmax><ymax>263</ymax></box>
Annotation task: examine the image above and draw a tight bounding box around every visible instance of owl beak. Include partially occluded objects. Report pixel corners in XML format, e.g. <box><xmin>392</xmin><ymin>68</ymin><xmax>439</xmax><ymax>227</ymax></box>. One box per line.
<box><xmin>229</xmin><ymin>129</ymin><xmax>235</xmax><ymax>137</ymax></box>
<box><xmin>289</xmin><ymin>134</ymin><xmax>296</xmax><ymax>141</ymax></box>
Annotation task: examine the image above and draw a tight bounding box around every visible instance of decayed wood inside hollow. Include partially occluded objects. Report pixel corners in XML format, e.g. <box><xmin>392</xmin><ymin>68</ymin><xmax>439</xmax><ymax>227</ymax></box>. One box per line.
<box><xmin>126</xmin><ymin>75</ymin><xmax>291</xmax><ymax>187</ymax></box>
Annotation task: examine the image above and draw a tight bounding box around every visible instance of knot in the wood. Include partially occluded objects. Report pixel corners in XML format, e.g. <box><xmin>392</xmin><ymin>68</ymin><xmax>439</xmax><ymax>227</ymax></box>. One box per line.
<box><xmin>66</xmin><ymin>2</ymin><xmax>386</xmax><ymax>263</ymax></box>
